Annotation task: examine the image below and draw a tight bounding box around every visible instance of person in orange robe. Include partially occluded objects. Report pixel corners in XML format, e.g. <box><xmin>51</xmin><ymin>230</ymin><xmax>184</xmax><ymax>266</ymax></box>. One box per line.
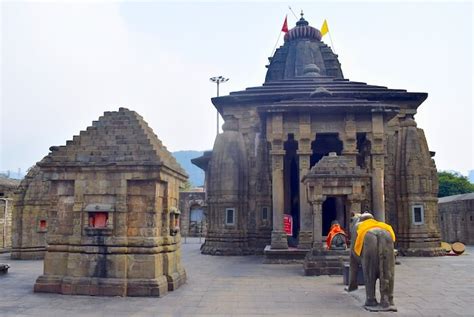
<box><xmin>326</xmin><ymin>220</ymin><xmax>348</xmax><ymax>250</ymax></box>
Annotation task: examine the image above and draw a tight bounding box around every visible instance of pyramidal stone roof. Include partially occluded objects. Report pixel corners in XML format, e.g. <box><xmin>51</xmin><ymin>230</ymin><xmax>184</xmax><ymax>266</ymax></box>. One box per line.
<box><xmin>213</xmin><ymin>76</ymin><xmax>427</xmax><ymax>112</ymax></box>
<box><xmin>39</xmin><ymin>108</ymin><xmax>187</xmax><ymax>177</ymax></box>
<box><xmin>305</xmin><ymin>153</ymin><xmax>368</xmax><ymax>178</ymax></box>
<box><xmin>267</xmin><ymin>15</ymin><xmax>344</xmax><ymax>81</ymax></box>
<box><xmin>212</xmin><ymin>16</ymin><xmax>427</xmax><ymax>113</ymax></box>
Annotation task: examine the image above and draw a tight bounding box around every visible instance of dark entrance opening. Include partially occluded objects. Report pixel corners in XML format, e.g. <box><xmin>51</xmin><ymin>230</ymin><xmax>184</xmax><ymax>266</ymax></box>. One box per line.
<box><xmin>322</xmin><ymin>197</ymin><xmax>337</xmax><ymax>236</ymax></box>
<box><xmin>322</xmin><ymin>196</ymin><xmax>347</xmax><ymax>236</ymax></box>
<box><xmin>356</xmin><ymin>133</ymin><xmax>370</xmax><ymax>169</ymax></box>
<box><xmin>310</xmin><ymin>133</ymin><xmax>343</xmax><ymax>168</ymax></box>
<box><xmin>284</xmin><ymin>134</ymin><xmax>299</xmax><ymax>246</ymax></box>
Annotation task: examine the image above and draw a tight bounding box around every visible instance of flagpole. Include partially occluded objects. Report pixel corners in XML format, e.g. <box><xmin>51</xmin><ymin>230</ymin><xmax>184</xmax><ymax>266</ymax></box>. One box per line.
<box><xmin>270</xmin><ymin>15</ymin><xmax>288</xmax><ymax>59</ymax></box>
<box><xmin>321</xmin><ymin>19</ymin><xmax>337</xmax><ymax>55</ymax></box>
<box><xmin>288</xmin><ymin>6</ymin><xmax>298</xmax><ymax>19</ymax></box>
<box><xmin>270</xmin><ymin>31</ymin><xmax>283</xmax><ymax>58</ymax></box>
<box><xmin>328</xmin><ymin>31</ymin><xmax>336</xmax><ymax>54</ymax></box>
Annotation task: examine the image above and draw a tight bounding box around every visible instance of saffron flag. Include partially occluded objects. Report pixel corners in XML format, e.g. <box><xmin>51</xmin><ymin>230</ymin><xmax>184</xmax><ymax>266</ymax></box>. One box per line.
<box><xmin>321</xmin><ymin>19</ymin><xmax>329</xmax><ymax>37</ymax></box>
<box><xmin>281</xmin><ymin>15</ymin><xmax>288</xmax><ymax>33</ymax></box>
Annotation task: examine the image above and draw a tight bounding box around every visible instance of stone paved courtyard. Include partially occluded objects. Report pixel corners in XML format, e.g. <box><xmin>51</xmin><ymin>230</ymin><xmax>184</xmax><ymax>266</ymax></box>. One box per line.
<box><xmin>0</xmin><ymin>239</ymin><xmax>472</xmax><ymax>317</ymax></box>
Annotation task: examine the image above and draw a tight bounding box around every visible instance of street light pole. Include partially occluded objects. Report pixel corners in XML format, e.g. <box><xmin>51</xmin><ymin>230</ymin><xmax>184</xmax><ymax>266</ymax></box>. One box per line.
<box><xmin>209</xmin><ymin>76</ymin><xmax>229</xmax><ymax>135</ymax></box>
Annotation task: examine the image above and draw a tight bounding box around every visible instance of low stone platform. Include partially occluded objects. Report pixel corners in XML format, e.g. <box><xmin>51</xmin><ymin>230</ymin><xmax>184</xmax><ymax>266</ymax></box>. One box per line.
<box><xmin>398</xmin><ymin>246</ymin><xmax>446</xmax><ymax>257</ymax></box>
<box><xmin>33</xmin><ymin>275</ymin><xmax>184</xmax><ymax>297</ymax></box>
<box><xmin>263</xmin><ymin>245</ymin><xmax>310</xmax><ymax>263</ymax></box>
<box><xmin>303</xmin><ymin>248</ymin><xmax>350</xmax><ymax>276</ymax></box>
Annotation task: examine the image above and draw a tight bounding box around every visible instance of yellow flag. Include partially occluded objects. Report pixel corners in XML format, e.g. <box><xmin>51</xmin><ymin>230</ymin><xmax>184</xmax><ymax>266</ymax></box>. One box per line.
<box><xmin>321</xmin><ymin>19</ymin><xmax>329</xmax><ymax>37</ymax></box>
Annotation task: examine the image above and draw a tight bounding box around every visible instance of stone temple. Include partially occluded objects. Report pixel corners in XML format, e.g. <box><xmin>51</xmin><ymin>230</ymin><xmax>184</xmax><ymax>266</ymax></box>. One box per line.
<box><xmin>13</xmin><ymin>108</ymin><xmax>187</xmax><ymax>296</ymax></box>
<box><xmin>194</xmin><ymin>15</ymin><xmax>443</xmax><ymax>257</ymax></box>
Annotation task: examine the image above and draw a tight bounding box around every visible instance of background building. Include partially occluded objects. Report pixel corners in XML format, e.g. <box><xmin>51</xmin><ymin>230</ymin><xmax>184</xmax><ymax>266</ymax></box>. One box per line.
<box><xmin>439</xmin><ymin>193</ymin><xmax>474</xmax><ymax>245</ymax></box>
<box><xmin>0</xmin><ymin>177</ymin><xmax>20</xmax><ymax>252</ymax></box>
<box><xmin>179</xmin><ymin>189</ymin><xmax>207</xmax><ymax>238</ymax></box>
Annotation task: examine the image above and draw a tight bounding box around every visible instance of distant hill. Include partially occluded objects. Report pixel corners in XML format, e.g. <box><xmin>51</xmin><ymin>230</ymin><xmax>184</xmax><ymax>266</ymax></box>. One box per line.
<box><xmin>172</xmin><ymin>151</ymin><xmax>206</xmax><ymax>187</ymax></box>
<box><xmin>469</xmin><ymin>170</ymin><xmax>474</xmax><ymax>184</ymax></box>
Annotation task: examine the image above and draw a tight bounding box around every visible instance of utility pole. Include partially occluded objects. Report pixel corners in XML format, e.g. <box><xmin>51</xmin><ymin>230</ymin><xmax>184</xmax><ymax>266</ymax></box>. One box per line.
<box><xmin>209</xmin><ymin>76</ymin><xmax>229</xmax><ymax>135</ymax></box>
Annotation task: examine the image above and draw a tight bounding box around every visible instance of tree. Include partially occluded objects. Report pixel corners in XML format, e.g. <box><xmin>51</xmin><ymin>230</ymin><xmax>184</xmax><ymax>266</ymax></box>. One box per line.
<box><xmin>438</xmin><ymin>171</ymin><xmax>474</xmax><ymax>197</ymax></box>
<box><xmin>180</xmin><ymin>180</ymin><xmax>193</xmax><ymax>192</ymax></box>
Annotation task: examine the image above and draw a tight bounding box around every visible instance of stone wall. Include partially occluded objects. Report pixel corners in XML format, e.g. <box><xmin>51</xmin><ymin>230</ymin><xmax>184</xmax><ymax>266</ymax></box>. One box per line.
<box><xmin>11</xmin><ymin>167</ymin><xmax>50</xmax><ymax>259</ymax></box>
<box><xmin>439</xmin><ymin>193</ymin><xmax>474</xmax><ymax>244</ymax></box>
<box><xmin>0</xmin><ymin>177</ymin><xmax>20</xmax><ymax>252</ymax></box>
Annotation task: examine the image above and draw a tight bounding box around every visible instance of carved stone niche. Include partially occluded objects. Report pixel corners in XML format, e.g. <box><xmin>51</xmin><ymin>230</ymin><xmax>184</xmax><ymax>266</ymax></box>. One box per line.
<box><xmin>169</xmin><ymin>207</ymin><xmax>180</xmax><ymax>236</ymax></box>
<box><xmin>84</xmin><ymin>203</ymin><xmax>114</xmax><ymax>236</ymax></box>
<box><xmin>302</xmin><ymin>152</ymin><xmax>370</xmax><ymax>276</ymax></box>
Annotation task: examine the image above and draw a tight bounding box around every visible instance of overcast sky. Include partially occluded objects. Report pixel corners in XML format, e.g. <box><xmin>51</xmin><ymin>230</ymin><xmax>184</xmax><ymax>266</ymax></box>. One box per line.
<box><xmin>1</xmin><ymin>1</ymin><xmax>472</xmax><ymax>176</ymax></box>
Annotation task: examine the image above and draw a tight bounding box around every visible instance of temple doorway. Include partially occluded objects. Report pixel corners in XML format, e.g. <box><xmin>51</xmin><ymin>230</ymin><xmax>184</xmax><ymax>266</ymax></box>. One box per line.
<box><xmin>322</xmin><ymin>196</ymin><xmax>347</xmax><ymax>236</ymax></box>
<box><xmin>284</xmin><ymin>134</ymin><xmax>299</xmax><ymax>246</ymax></box>
<box><xmin>189</xmin><ymin>206</ymin><xmax>204</xmax><ymax>236</ymax></box>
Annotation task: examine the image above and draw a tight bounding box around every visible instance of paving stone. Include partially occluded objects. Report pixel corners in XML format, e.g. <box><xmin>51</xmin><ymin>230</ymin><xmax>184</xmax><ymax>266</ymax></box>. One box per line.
<box><xmin>0</xmin><ymin>240</ymin><xmax>472</xmax><ymax>316</ymax></box>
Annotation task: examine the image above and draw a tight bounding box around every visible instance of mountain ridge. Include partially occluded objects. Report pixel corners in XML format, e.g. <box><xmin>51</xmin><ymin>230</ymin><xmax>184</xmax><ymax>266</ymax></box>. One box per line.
<box><xmin>172</xmin><ymin>150</ymin><xmax>207</xmax><ymax>187</ymax></box>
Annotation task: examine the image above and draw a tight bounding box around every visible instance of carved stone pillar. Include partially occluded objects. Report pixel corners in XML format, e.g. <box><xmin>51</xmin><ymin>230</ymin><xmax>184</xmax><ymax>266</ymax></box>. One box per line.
<box><xmin>298</xmin><ymin>153</ymin><xmax>312</xmax><ymax>249</ymax></box>
<box><xmin>371</xmin><ymin>112</ymin><xmax>385</xmax><ymax>222</ymax></box>
<box><xmin>342</xmin><ymin>113</ymin><xmax>358</xmax><ymax>165</ymax></box>
<box><xmin>311</xmin><ymin>198</ymin><xmax>325</xmax><ymax>250</ymax></box>
<box><xmin>348</xmin><ymin>195</ymin><xmax>362</xmax><ymax>214</ymax></box>
<box><xmin>297</xmin><ymin>114</ymin><xmax>313</xmax><ymax>249</ymax></box>
<box><xmin>268</xmin><ymin>114</ymin><xmax>288</xmax><ymax>249</ymax></box>
<box><xmin>271</xmin><ymin>148</ymin><xmax>287</xmax><ymax>249</ymax></box>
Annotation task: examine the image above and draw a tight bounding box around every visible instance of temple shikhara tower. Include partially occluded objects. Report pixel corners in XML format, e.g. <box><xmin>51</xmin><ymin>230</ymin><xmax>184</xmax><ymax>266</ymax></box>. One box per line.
<box><xmin>195</xmin><ymin>14</ymin><xmax>442</xmax><ymax>258</ymax></box>
<box><xmin>13</xmin><ymin>108</ymin><xmax>187</xmax><ymax>296</ymax></box>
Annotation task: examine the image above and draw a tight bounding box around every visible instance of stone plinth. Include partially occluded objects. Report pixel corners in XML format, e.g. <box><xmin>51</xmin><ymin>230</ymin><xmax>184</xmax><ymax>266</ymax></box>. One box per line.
<box><xmin>303</xmin><ymin>248</ymin><xmax>349</xmax><ymax>276</ymax></box>
<box><xmin>397</xmin><ymin>246</ymin><xmax>445</xmax><ymax>257</ymax></box>
<box><xmin>263</xmin><ymin>245</ymin><xmax>309</xmax><ymax>264</ymax></box>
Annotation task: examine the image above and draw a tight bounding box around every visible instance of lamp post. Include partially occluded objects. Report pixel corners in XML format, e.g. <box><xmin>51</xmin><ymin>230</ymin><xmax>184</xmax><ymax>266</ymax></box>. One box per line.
<box><xmin>209</xmin><ymin>76</ymin><xmax>229</xmax><ymax>135</ymax></box>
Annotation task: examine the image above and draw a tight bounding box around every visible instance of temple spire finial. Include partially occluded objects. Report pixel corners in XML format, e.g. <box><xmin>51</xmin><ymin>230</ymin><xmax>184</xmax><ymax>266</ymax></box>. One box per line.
<box><xmin>296</xmin><ymin>9</ymin><xmax>309</xmax><ymax>26</ymax></box>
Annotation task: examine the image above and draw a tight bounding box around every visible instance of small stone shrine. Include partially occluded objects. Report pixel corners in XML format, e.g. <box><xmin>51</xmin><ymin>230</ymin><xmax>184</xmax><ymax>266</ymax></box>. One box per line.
<box><xmin>30</xmin><ymin>108</ymin><xmax>187</xmax><ymax>296</ymax></box>
<box><xmin>194</xmin><ymin>13</ymin><xmax>443</xmax><ymax>259</ymax></box>
<box><xmin>302</xmin><ymin>153</ymin><xmax>369</xmax><ymax>275</ymax></box>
